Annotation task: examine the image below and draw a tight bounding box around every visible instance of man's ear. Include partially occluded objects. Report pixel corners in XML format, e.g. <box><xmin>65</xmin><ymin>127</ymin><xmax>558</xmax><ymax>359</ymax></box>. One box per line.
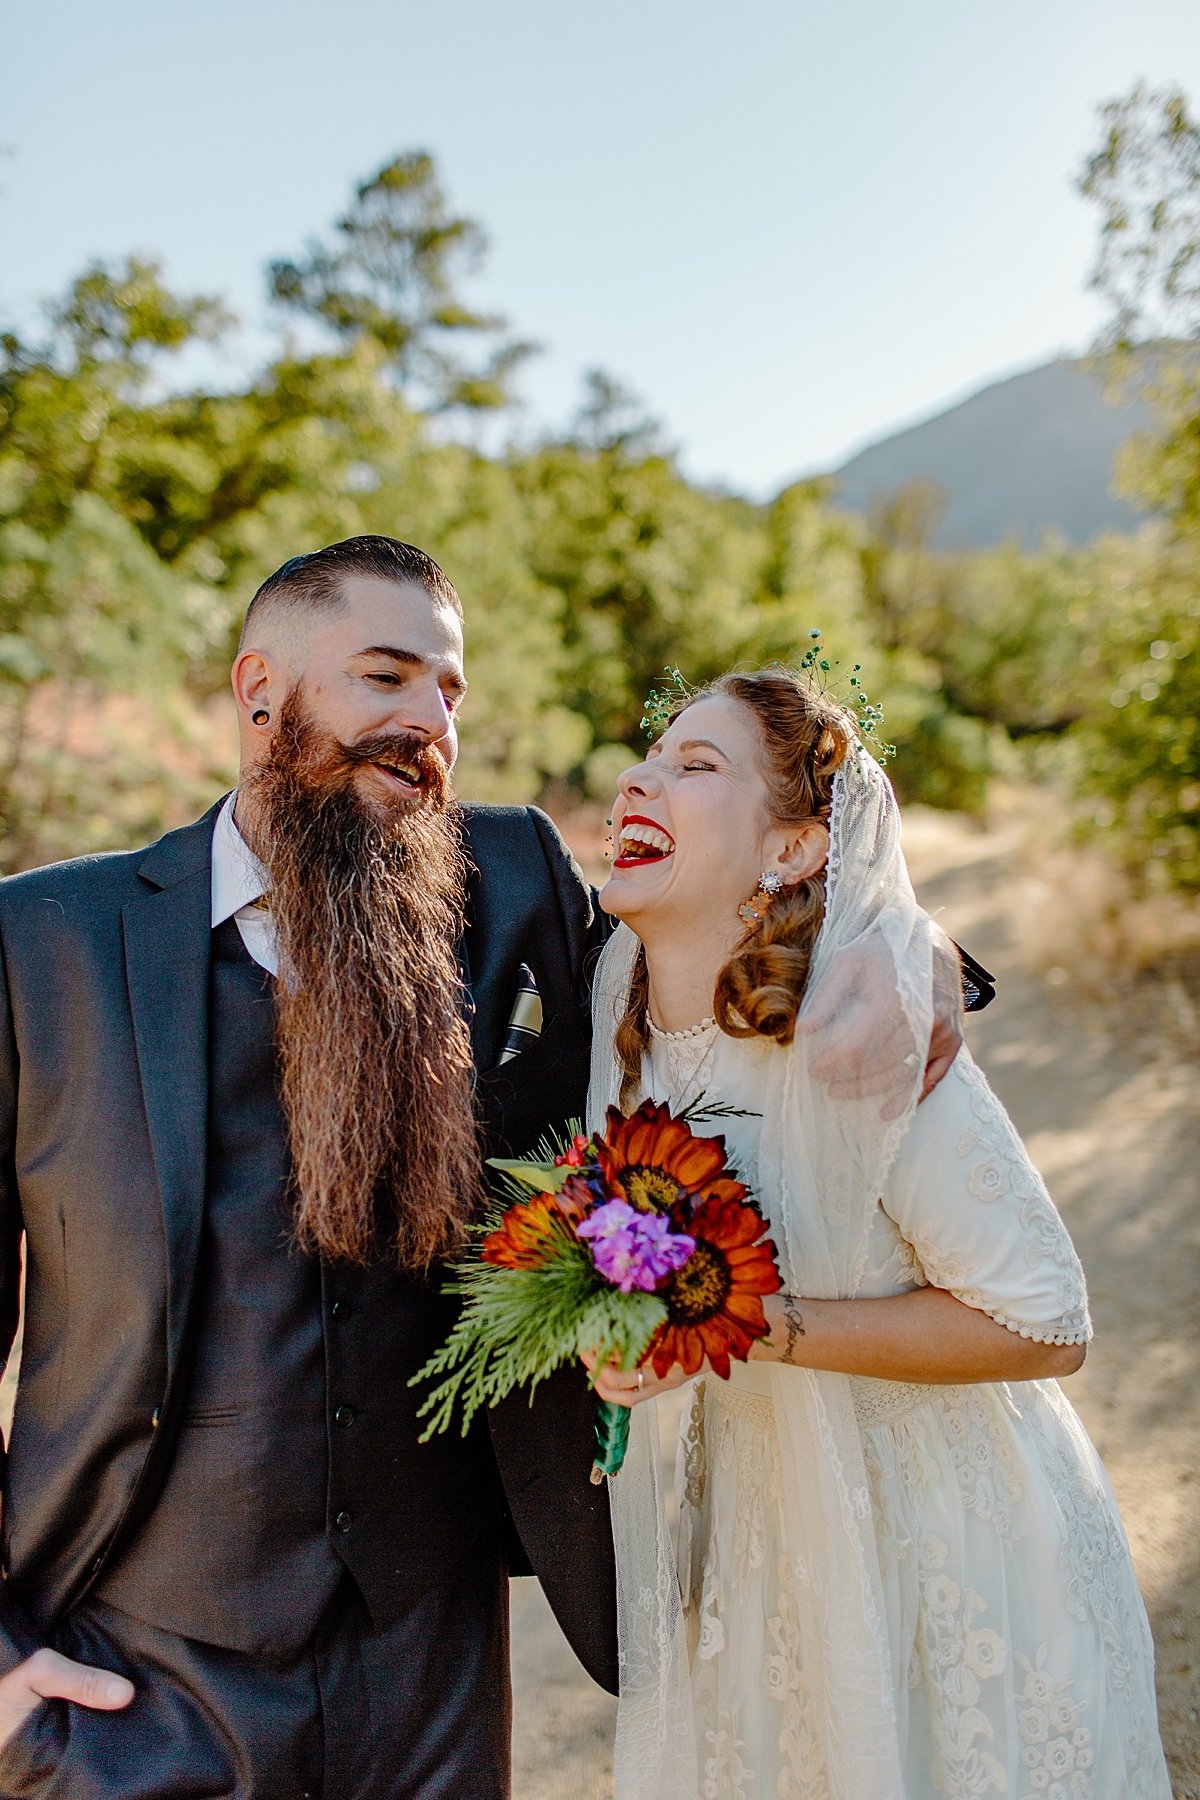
<box><xmin>231</xmin><ymin>649</ymin><xmax>284</xmax><ymax>731</ymax></box>
<box><xmin>769</xmin><ymin>821</ymin><xmax>829</xmax><ymax>887</ymax></box>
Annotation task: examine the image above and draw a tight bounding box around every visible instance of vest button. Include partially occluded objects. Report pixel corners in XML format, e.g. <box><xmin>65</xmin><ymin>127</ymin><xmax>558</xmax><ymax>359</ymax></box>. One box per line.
<box><xmin>334</xmin><ymin>1405</ymin><xmax>355</xmax><ymax>1428</ymax></box>
<box><xmin>335</xmin><ymin>1510</ymin><xmax>352</xmax><ymax>1534</ymax></box>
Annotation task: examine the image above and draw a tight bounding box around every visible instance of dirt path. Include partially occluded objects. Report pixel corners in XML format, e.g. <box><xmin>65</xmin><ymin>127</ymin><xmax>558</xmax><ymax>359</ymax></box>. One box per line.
<box><xmin>510</xmin><ymin>807</ymin><xmax>1200</xmax><ymax>1798</ymax></box>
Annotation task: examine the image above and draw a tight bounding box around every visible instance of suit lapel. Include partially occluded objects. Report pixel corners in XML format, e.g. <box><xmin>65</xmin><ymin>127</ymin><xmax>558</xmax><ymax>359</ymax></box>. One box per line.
<box><xmin>456</xmin><ymin>898</ymin><xmax>479</xmax><ymax>1061</ymax></box>
<box><xmin>122</xmin><ymin>805</ymin><xmax>222</xmax><ymax>1382</ymax></box>
<box><xmin>457</xmin><ymin>815</ymin><xmax>490</xmax><ymax>1071</ymax></box>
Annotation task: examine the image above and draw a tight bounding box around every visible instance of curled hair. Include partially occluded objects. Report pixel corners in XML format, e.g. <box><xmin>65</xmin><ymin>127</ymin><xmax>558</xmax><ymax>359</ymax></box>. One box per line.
<box><xmin>615</xmin><ymin>670</ymin><xmax>855</xmax><ymax>1109</ymax></box>
<box><xmin>614</xmin><ymin>946</ymin><xmax>653</xmax><ymax>1113</ymax></box>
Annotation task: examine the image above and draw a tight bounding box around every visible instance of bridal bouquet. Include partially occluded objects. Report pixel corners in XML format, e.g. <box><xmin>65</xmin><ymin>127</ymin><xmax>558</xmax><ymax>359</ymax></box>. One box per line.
<box><xmin>412</xmin><ymin>1100</ymin><xmax>782</xmax><ymax>1481</ymax></box>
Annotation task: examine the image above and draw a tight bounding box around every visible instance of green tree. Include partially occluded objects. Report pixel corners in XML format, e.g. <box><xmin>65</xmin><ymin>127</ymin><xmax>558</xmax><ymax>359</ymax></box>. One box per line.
<box><xmin>0</xmin><ymin>490</ymin><xmax>222</xmax><ymax>869</ymax></box>
<box><xmin>567</xmin><ymin>370</ymin><xmax>669</xmax><ymax>458</ymax></box>
<box><xmin>514</xmin><ymin>438</ymin><xmax>763</xmax><ymax>752</ymax></box>
<box><xmin>1079</xmin><ymin>82</ymin><xmax>1200</xmax><ymax>352</ymax></box>
<box><xmin>0</xmin><ymin>259</ymin><xmax>239</xmax><ymax>866</ymax></box>
<box><xmin>49</xmin><ymin>256</ymin><xmax>232</xmax><ymax>368</ymax></box>
<box><xmin>269</xmin><ymin>153</ymin><xmax>535</xmax><ymax>412</ymax></box>
<box><xmin>0</xmin><ymin>257</ymin><xmax>231</xmax><ymax>537</ymax></box>
<box><xmin>1075</xmin><ymin>82</ymin><xmax>1200</xmax><ymax>884</ymax></box>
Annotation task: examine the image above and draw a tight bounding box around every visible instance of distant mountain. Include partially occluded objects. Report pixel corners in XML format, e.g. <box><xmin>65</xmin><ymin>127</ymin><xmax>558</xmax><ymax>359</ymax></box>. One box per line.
<box><xmin>828</xmin><ymin>357</ymin><xmax>1154</xmax><ymax>550</ymax></box>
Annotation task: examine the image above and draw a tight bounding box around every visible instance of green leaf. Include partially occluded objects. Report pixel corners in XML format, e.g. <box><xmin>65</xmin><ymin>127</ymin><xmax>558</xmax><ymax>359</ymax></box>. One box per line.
<box><xmin>409</xmin><ymin>1237</ymin><xmax>665</xmax><ymax>1442</ymax></box>
<box><xmin>486</xmin><ymin>1156</ymin><xmax>571</xmax><ymax>1193</ymax></box>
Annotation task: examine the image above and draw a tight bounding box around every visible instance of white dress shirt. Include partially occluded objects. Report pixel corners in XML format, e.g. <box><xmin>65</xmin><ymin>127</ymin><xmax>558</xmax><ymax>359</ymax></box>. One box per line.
<box><xmin>210</xmin><ymin>793</ymin><xmax>279</xmax><ymax>975</ymax></box>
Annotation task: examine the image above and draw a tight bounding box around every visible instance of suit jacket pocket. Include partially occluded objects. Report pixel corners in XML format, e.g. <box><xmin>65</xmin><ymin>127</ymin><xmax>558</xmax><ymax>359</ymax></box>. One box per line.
<box><xmin>477</xmin><ymin>1021</ymin><xmax>565</xmax><ymax>1097</ymax></box>
<box><xmin>179</xmin><ymin>1406</ymin><xmax>240</xmax><ymax>1428</ymax></box>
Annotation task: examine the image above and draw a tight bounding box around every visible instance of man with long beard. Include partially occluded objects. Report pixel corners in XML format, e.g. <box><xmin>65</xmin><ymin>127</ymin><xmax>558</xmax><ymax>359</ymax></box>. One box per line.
<box><xmin>0</xmin><ymin>537</ymin><xmax>617</xmax><ymax>1797</ymax></box>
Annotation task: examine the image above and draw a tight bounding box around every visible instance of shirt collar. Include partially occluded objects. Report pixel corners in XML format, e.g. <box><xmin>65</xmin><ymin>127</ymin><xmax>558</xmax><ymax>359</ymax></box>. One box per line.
<box><xmin>211</xmin><ymin>792</ymin><xmax>270</xmax><ymax>928</ymax></box>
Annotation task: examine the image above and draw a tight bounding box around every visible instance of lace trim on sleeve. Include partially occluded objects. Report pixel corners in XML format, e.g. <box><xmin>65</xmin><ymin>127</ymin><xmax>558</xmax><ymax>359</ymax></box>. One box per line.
<box><xmin>978</xmin><ymin>1302</ymin><xmax>1092</xmax><ymax>1347</ymax></box>
<box><xmin>897</xmin><ymin>1240</ymin><xmax>1095</xmax><ymax>1345</ymax></box>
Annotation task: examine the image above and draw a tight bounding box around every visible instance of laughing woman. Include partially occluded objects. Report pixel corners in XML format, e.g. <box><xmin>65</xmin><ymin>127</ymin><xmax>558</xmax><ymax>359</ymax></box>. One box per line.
<box><xmin>585</xmin><ymin>671</ymin><xmax>1171</xmax><ymax>1800</ymax></box>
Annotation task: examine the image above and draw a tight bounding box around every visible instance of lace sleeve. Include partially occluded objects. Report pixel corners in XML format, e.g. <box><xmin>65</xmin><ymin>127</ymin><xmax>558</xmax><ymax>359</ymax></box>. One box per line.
<box><xmin>880</xmin><ymin>1051</ymin><xmax>1092</xmax><ymax>1346</ymax></box>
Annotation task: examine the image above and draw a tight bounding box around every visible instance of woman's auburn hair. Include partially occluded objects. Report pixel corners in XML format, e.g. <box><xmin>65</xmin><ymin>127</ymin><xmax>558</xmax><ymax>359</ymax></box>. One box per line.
<box><xmin>614</xmin><ymin>670</ymin><xmax>856</xmax><ymax>1111</ymax></box>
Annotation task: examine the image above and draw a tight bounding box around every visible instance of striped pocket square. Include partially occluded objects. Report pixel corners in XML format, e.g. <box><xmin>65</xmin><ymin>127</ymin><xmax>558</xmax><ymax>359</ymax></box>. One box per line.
<box><xmin>499</xmin><ymin>964</ymin><xmax>543</xmax><ymax>1064</ymax></box>
<box><xmin>956</xmin><ymin>943</ymin><xmax>996</xmax><ymax>1013</ymax></box>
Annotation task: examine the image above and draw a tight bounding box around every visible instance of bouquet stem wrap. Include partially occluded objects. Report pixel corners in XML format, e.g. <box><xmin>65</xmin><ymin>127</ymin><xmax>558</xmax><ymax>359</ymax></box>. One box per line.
<box><xmin>590</xmin><ymin>1397</ymin><xmax>631</xmax><ymax>1484</ymax></box>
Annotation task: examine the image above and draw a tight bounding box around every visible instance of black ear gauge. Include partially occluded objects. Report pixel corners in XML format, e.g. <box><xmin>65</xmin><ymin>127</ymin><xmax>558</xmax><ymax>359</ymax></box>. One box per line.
<box><xmin>251</xmin><ymin>709</ymin><xmax>270</xmax><ymax>726</ymax></box>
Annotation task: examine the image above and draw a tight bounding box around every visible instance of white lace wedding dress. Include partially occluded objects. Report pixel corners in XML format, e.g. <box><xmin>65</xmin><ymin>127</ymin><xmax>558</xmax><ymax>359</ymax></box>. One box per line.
<box><xmin>642</xmin><ymin>1019</ymin><xmax>1171</xmax><ymax>1800</ymax></box>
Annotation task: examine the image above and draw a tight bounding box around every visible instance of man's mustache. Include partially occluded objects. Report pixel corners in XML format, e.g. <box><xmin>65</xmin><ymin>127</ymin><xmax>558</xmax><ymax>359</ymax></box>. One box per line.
<box><xmin>335</xmin><ymin>730</ymin><xmax>448</xmax><ymax>793</ymax></box>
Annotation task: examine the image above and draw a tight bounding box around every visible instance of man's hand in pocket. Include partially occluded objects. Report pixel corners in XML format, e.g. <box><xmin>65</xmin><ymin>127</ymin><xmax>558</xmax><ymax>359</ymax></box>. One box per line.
<box><xmin>0</xmin><ymin>1648</ymin><xmax>133</xmax><ymax>1750</ymax></box>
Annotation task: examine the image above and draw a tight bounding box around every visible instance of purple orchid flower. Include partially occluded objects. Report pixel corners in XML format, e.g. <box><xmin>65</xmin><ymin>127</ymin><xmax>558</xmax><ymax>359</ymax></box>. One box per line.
<box><xmin>577</xmin><ymin>1199</ymin><xmax>696</xmax><ymax>1294</ymax></box>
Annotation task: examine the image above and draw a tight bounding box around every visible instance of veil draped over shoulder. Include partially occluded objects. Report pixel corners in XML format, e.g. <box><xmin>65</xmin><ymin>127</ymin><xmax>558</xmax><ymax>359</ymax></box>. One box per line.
<box><xmin>587</xmin><ymin>744</ymin><xmax>935</xmax><ymax>1800</ymax></box>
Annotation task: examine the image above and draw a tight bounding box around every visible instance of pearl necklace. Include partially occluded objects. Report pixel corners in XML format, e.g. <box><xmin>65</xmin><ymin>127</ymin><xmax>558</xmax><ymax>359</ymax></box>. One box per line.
<box><xmin>646</xmin><ymin>1013</ymin><xmax>717</xmax><ymax>1042</ymax></box>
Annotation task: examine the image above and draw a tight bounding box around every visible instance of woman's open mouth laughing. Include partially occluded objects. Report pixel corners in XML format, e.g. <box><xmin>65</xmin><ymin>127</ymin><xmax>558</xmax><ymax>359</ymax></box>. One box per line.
<box><xmin>614</xmin><ymin>815</ymin><xmax>676</xmax><ymax>869</ymax></box>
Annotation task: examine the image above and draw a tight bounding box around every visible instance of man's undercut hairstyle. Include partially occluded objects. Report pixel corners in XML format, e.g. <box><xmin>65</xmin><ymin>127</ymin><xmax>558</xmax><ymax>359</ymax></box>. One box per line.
<box><xmin>239</xmin><ymin>535</ymin><xmax>462</xmax><ymax>651</ymax></box>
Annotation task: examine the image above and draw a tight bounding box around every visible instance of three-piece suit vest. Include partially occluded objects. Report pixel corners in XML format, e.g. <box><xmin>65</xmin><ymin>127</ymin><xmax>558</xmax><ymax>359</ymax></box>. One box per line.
<box><xmin>94</xmin><ymin>917</ymin><xmax>500</xmax><ymax>1659</ymax></box>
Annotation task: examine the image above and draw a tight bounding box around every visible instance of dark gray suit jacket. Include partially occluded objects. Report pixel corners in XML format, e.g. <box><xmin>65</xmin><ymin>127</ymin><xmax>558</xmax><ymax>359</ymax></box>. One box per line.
<box><xmin>0</xmin><ymin>800</ymin><xmax>619</xmax><ymax>1692</ymax></box>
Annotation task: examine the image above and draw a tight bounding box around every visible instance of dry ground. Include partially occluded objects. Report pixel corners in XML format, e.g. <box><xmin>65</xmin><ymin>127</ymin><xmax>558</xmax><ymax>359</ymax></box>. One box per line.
<box><xmin>510</xmin><ymin>806</ymin><xmax>1200</xmax><ymax>1800</ymax></box>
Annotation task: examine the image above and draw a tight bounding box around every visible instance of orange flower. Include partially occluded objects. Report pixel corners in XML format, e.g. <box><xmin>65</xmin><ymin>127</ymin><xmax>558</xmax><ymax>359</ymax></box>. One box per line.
<box><xmin>555</xmin><ymin>1173</ymin><xmax>596</xmax><ymax>1224</ymax></box>
<box><xmin>596</xmin><ymin>1101</ymin><xmax>740</xmax><ymax>1217</ymax></box>
<box><xmin>648</xmin><ymin>1194</ymin><xmax>782</xmax><ymax>1380</ymax></box>
<box><xmin>482</xmin><ymin>1194</ymin><xmax>573</xmax><ymax>1270</ymax></box>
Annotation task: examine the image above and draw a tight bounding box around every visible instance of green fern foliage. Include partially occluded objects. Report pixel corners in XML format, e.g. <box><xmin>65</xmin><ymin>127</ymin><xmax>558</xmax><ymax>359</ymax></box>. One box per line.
<box><xmin>411</xmin><ymin>1232</ymin><xmax>665</xmax><ymax>1440</ymax></box>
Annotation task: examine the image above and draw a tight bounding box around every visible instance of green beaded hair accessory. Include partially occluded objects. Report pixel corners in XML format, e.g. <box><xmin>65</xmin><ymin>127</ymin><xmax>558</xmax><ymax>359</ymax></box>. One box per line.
<box><xmin>640</xmin><ymin>630</ymin><xmax>896</xmax><ymax>763</ymax></box>
<box><xmin>639</xmin><ymin>667</ymin><xmax>698</xmax><ymax>739</ymax></box>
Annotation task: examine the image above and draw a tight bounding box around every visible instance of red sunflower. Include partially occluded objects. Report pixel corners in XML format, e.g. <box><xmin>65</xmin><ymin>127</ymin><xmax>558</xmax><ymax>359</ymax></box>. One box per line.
<box><xmin>481</xmin><ymin>1194</ymin><xmax>574</xmax><ymax>1270</ymax></box>
<box><xmin>597</xmin><ymin>1101</ymin><xmax>743</xmax><ymax>1217</ymax></box>
<box><xmin>648</xmin><ymin>1194</ymin><xmax>782</xmax><ymax>1380</ymax></box>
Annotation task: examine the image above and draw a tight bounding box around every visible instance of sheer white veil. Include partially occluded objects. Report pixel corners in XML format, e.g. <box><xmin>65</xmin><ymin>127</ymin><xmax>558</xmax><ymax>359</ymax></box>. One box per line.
<box><xmin>587</xmin><ymin>743</ymin><xmax>934</xmax><ymax>1800</ymax></box>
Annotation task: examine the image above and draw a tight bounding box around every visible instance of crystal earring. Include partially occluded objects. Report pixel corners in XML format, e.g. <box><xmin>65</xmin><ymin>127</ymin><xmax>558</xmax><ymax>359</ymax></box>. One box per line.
<box><xmin>738</xmin><ymin>869</ymin><xmax>784</xmax><ymax>926</ymax></box>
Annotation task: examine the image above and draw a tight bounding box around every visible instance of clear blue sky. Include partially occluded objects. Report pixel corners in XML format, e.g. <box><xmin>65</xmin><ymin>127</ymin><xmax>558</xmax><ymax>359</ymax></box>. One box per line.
<box><xmin>6</xmin><ymin>0</ymin><xmax>1199</xmax><ymax>496</ymax></box>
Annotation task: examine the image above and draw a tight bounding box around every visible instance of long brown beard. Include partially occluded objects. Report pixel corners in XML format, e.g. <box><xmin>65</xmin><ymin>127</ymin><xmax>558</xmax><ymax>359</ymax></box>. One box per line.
<box><xmin>244</xmin><ymin>689</ymin><xmax>481</xmax><ymax>1273</ymax></box>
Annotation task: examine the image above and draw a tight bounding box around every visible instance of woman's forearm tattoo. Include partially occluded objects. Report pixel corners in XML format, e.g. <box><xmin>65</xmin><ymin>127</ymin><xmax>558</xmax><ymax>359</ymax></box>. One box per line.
<box><xmin>781</xmin><ymin>1296</ymin><xmax>806</xmax><ymax>1364</ymax></box>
